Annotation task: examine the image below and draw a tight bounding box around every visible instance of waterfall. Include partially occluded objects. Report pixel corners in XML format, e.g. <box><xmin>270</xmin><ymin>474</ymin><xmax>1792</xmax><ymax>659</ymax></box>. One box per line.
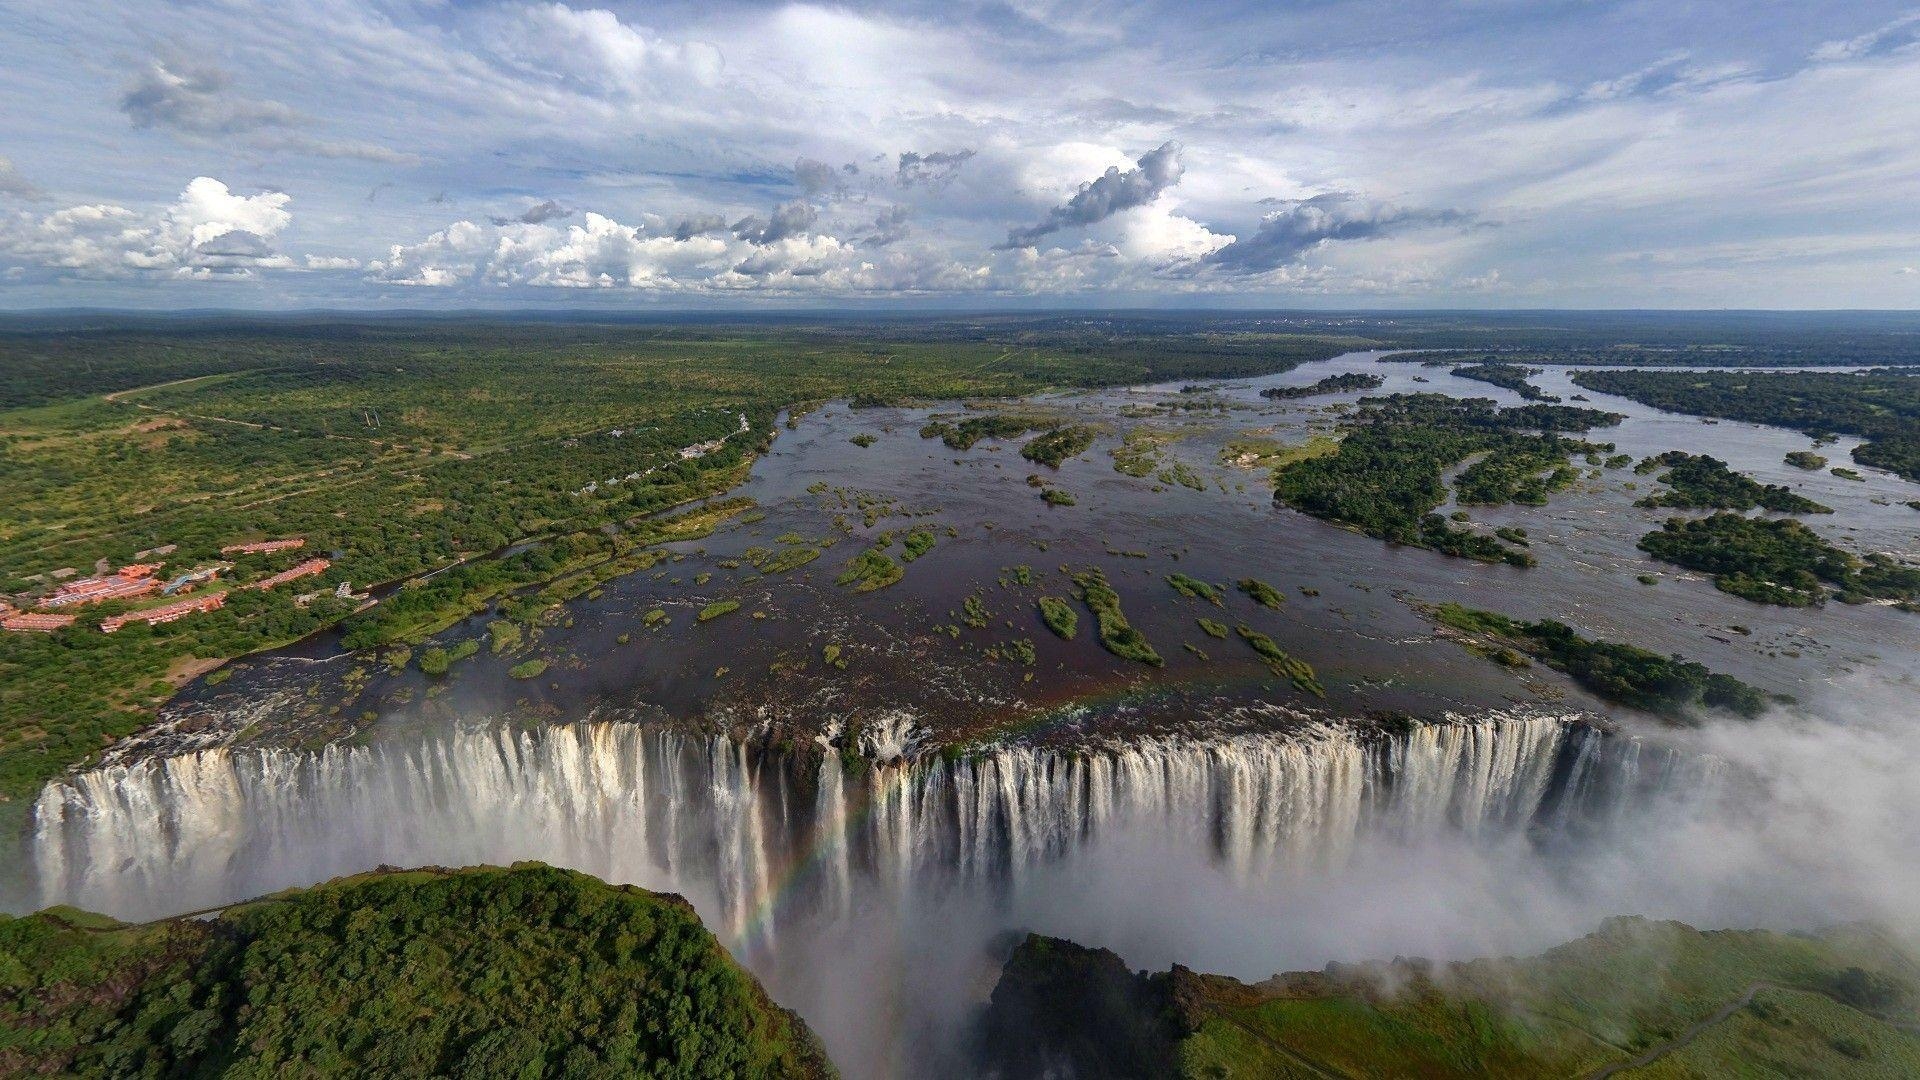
<box><xmin>31</xmin><ymin>712</ymin><xmax>1693</xmax><ymax>930</ymax></box>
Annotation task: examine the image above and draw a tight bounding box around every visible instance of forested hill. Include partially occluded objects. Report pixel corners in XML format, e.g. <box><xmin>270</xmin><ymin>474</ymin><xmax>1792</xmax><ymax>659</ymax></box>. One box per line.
<box><xmin>0</xmin><ymin>864</ymin><xmax>837</xmax><ymax>1079</ymax></box>
<box><xmin>980</xmin><ymin>919</ymin><xmax>1920</xmax><ymax>1078</ymax></box>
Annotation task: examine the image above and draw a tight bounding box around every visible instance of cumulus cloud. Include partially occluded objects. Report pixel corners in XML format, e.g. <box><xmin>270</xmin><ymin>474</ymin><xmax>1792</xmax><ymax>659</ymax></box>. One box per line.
<box><xmin>0</xmin><ymin>177</ymin><xmax>296</xmax><ymax>278</ymax></box>
<box><xmin>1202</xmin><ymin>193</ymin><xmax>1469</xmax><ymax>274</ymax></box>
<box><xmin>731</xmin><ymin>200</ymin><xmax>817</xmax><ymax>245</ymax></box>
<box><xmin>1002</xmin><ymin>141</ymin><xmax>1183</xmax><ymax>248</ymax></box>
<box><xmin>896</xmin><ymin>149</ymin><xmax>975</xmax><ymax>188</ymax></box>
<box><xmin>0</xmin><ymin>157</ymin><xmax>41</xmax><ymax>200</ymax></box>
<box><xmin>668</xmin><ymin>212</ymin><xmax>728</xmax><ymax>241</ymax></box>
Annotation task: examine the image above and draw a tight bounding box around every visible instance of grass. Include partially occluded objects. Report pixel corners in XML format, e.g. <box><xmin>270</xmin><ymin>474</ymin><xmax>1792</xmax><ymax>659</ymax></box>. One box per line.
<box><xmin>1234</xmin><ymin>625</ymin><xmax>1324</xmax><ymax>696</ymax></box>
<box><xmin>697</xmin><ymin>599</ymin><xmax>741</xmax><ymax>622</ymax></box>
<box><xmin>1165</xmin><ymin>573</ymin><xmax>1223</xmax><ymax>605</ymax></box>
<box><xmin>1037</xmin><ymin>597</ymin><xmax>1078</xmax><ymax>639</ymax></box>
<box><xmin>835</xmin><ymin>547</ymin><xmax>904</xmax><ymax>593</ymax></box>
<box><xmin>1237</xmin><ymin>578</ymin><xmax>1285</xmax><ymax>610</ymax></box>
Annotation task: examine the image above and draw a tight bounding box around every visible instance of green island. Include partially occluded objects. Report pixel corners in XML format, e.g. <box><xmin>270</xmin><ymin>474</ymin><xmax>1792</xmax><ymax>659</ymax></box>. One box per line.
<box><xmin>1236</xmin><ymin>578</ymin><xmax>1285</xmax><ymax>610</ymax></box>
<box><xmin>1786</xmin><ymin>450</ymin><xmax>1828</xmax><ymax>470</ymax></box>
<box><xmin>1165</xmin><ymin>573</ymin><xmax>1224</xmax><ymax>604</ymax></box>
<box><xmin>1450</xmin><ymin>361</ymin><xmax>1560</xmax><ymax>401</ymax></box>
<box><xmin>978</xmin><ymin>917</ymin><xmax>1919</xmax><ymax>1079</ymax></box>
<box><xmin>1019</xmin><ymin>424</ymin><xmax>1098</xmax><ymax>467</ymax></box>
<box><xmin>1036</xmin><ymin>597</ymin><xmax>1078</xmax><ymax>639</ymax></box>
<box><xmin>1428</xmin><ymin>602</ymin><xmax>1775</xmax><ymax>718</ymax></box>
<box><xmin>1637</xmin><ymin>514</ymin><xmax>1920</xmax><ymax>608</ymax></box>
<box><xmin>1272</xmin><ymin>394</ymin><xmax>1621</xmax><ymax>567</ymax></box>
<box><xmin>1257</xmin><ymin>371</ymin><xmax>1383</xmax><ymax>399</ymax></box>
<box><xmin>1572</xmin><ymin>369</ymin><xmax>1920</xmax><ymax>482</ymax></box>
<box><xmin>1635</xmin><ymin>452</ymin><xmax>1832</xmax><ymax>514</ymax></box>
<box><xmin>1071</xmin><ymin>568</ymin><xmax>1162</xmax><ymax>666</ymax></box>
<box><xmin>835</xmin><ymin>548</ymin><xmax>905</xmax><ymax>593</ymax></box>
<box><xmin>1233</xmin><ymin>625</ymin><xmax>1324</xmax><ymax>696</ymax></box>
<box><xmin>0</xmin><ymin>864</ymin><xmax>834</xmax><ymax>1079</ymax></box>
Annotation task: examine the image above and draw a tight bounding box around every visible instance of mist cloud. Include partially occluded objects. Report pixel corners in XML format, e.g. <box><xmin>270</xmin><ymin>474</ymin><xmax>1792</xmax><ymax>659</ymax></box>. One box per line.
<box><xmin>896</xmin><ymin>149</ymin><xmax>975</xmax><ymax>188</ymax></box>
<box><xmin>732</xmin><ymin>200</ymin><xmax>818</xmax><ymax>245</ymax></box>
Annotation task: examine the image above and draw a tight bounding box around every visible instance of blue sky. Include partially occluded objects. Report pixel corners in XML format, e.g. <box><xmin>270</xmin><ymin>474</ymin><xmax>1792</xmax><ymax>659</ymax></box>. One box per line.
<box><xmin>1</xmin><ymin>0</ymin><xmax>1917</xmax><ymax>308</ymax></box>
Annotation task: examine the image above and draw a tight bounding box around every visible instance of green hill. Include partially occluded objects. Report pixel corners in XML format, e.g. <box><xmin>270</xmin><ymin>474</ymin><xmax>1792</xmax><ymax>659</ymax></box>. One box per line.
<box><xmin>0</xmin><ymin>864</ymin><xmax>835</xmax><ymax>1079</ymax></box>
<box><xmin>982</xmin><ymin>917</ymin><xmax>1920</xmax><ymax>1078</ymax></box>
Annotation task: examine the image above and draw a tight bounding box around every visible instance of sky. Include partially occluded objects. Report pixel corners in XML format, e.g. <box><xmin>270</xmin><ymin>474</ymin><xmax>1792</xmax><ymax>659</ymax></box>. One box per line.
<box><xmin>1</xmin><ymin>0</ymin><xmax>1918</xmax><ymax>310</ymax></box>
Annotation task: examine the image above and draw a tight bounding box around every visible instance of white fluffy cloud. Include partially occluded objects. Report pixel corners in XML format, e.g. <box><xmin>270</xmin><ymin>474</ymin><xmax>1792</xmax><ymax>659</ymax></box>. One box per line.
<box><xmin>1</xmin><ymin>178</ymin><xmax>297</xmax><ymax>278</ymax></box>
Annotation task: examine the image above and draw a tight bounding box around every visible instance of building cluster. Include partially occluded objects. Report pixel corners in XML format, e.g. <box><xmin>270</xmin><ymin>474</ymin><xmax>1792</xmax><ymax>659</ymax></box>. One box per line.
<box><xmin>3</xmin><ymin>536</ymin><xmax>333</xmax><ymax>635</ymax></box>
<box><xmin>39</xmin><ymin>564</ymin><xmax>163</xmax><ymax>608</ymax></box>
<box><xmin>101</xmin><ymin>593</ymin><xmax>226</xmax><ymax>634</ymax></box>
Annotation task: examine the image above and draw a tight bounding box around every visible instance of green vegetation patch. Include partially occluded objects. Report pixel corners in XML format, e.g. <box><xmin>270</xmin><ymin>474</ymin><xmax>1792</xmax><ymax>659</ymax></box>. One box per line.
<box><xmin>1450</xmin><ymin>361</ymin><xmax>1559</xmax><ymax>401</ymax></box>
<box><xmin>899</xmin><ymin>528</ymin><xmax>936</xmax><ymax>563</ymax></box>
<box><xmin>1037</xmin><ymin>597</ymin><xmax>1079</xmax><ymax>640</ymax></box>
<box><xmin>1020</xmin><ymin>424</ymin><xmax>1098</xmax><ymax>467</ymax></box>
<box><xmin>1786</xmin><ymin>450</ymin><xmax>1829</xmax><ymax>470</ymax></box>
<box><xmin>507</xmin><ymin>657</ymin><xmax>548</xmax><ymax>680</ymax></box>
<box><xmin>1636</xmin><ymin>451</ymin><xmax>1831</xmax><ymax>513</ymax></box>
<box><xmin>1236</xmin><ymin>578</ymin><xmax>1284</xmax><ymax>610</ymax></box>
<box><xmin>1639</xmin><ymin>513</ymin><xmax>1920</xmax><ymax>608</ymax></box>
<box><xmin>1165</xmin><ymin>573</ymin><xmax>1223</xmax><ymax>605</ymax></box>
<box><xmin>1233</xmin><ymin>625</ymin><xmax>1324</xmax><ymax>696</ymax></box>
<box><xmin>698</xmin><ymin>599</ymin><xmax>741</xmax><ymax>622</ymax></box>
<box><xmin>1430</xmin><ymin>601</ymin><xmax>1776</xmax><ymax>718</ymax></box>
<box><xmin>0</xmin><ymin>864</ymin><xmax>834</xmax><ymax>1078</ymax></box>
<box><xmin>1259</xmin><ymin>371</ymin><xmax>1383</xmax><ymax>399</ymax></box>
<box><xmin>1272</xmin><ymin>395</ymin><xmax>1619</xmax><ymax>567</ymax></box>
<box><xmin>835</xmin><ymin>547</ymin><xmax>904</xmax><ymax>593</ymax></box>
<box><xmin>1195</xmin><ymin>618</ymin><xmax>1228</xmax><ymax>639</ymax></box>
<box><xmin>1071</xmin><ymin>568</ymin><xmax>1161</xmax><ymax>666</ymax></box>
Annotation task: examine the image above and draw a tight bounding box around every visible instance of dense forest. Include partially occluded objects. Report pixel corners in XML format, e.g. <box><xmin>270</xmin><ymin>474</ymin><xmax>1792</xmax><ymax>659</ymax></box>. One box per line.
<box><xmin>1271</xmin><ymin>394</ymin><xmax>1621</xmax><ymax>566</ymax></box>
<box><xmin>1448</xmin><ymin>361</ymin><xmax>1559</xmax><ymax>401</ymax></box>
<box><xmin>1637</xmin><ymin>513</ymin><xmax>1920</xmax><ymax>608</ymax></box>
<box><xmin>0</xmin><ymin>864</ymin><xmax>835</xmax><ymax>1078</ymax></box>
<box><xmin>1572</xmin><ymin>369</ymin><xmax>1920</xmax><ymax>482</ymax></box>
<box><xmin>1634</xmin><ymin>451</ymin><xmax>1832</xmax><ymax>513</ymax></box>
<box><xmin>1258</xmin><ymin>371</ymin><xmax>1383</xmax><ymax>398</ymax></box>
<box><xmin>1429</xmin><ymin>603</ymin><xmax>1774</xmax><ymax>718</ymax></box>
<box><xmin>0</xmin><ymin>322</ymin><xmax>1360</xmax><ymax>820</ymax></box>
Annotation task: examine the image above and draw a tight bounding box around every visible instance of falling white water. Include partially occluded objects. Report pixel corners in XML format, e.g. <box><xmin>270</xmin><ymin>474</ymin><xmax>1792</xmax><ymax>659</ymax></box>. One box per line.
<box><xmin>30</xmin><ymin>712</ymin><xmax>1682</xmax><ymax>931</ymax></box>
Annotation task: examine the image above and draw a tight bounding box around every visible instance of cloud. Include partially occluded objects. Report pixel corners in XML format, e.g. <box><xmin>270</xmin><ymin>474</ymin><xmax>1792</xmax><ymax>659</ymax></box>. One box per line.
<box><xmin>119</xmin><ymin>57</ymin><xmax>412</xmax><ymax>163</ymax></box>
<box><xmin>1902</xmin><ymin>266</ymin><xmax>1918</xmax><ymax>275</ymax></box>
<box><xmin>492</xmin><ymin>199</ymin><xmax>571</xmax><ymax>226</ymax></box>
<box><xmin>1202</xmin><ymin>193</ymin><xmax>1469</xmax><ymax>274</ymax></box>
<box><xmin>731</xmin><ymin>200</ymin><xmax>817</xmax><ymax>245</ymax></box>
<box><xmin>1</xmin><ymin>177</ymin><xmax>296</xmax><ymax>278</ymax></box>
<box><xmin>1810</xmin><ymin>12</ymin><xmax>1920</xmax><ymax>64</ymax></box>
<box><xmin>896</xmin><ymin>149</ymin><xmax>975</xmax><ymax>188</ymax></box>
<box><xmin>1002</xmin><ymin>141</ymin><xmax>1183</xmax><ymax>248</ymax></box>
<box><xmin>303</xmin><ymin>254</ymin><xmax>360</xmax><ymax>271</ymax></box>
<box><xmin>485</xmin><ymin>3</ymin><xmax>724</xmax><ymax>94</ymax></box>
<box><xmin>855</xmin><ymin>205</ymin><xmax>911</xmax><ymax>247</ymax></box>
<box><xmin>794</xmin><ymin>158</ymin><xmax>843</xmax><ymax>197</ymax></box>
<box><xmin>120</xmin><ymin>58</ymin><xmax>302</xmax><ymax>135</ymax></box>
<box><xmin>0</xmin><ymin>157</ymin><xmax>41</xmax><ymax>200</ymax></box>
<box><xmin>668</xmin><ymin>212</ymin><xmax>728</xmax><ymax>241</ymax></box>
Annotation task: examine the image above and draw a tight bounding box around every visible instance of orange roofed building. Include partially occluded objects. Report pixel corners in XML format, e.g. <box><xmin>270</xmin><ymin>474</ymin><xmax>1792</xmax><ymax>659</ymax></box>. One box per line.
<box><xmin>100</xmin><ymin>593</ymin><xmax>225</xmax><ymax>633</ymax></box>
<box><xmin>41</xmin><ymin>564</ymin><xmax>163</xmax><ymax>608</ymax></box>
<box><xmin>3</xmin><ymin>611</ymin><xmax>76</xmax><ymax>632</ymax></box>
<box><xmin>247</xmin><ymin>558</ymin><xmax>331</xmax><ymax>591</ymax></box>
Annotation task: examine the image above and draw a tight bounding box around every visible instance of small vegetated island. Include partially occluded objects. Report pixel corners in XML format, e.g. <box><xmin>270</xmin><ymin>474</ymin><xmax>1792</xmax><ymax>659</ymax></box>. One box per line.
<box><xmin>1634</xmin><ymin>451</ymin><xmax>1832</xmax><ymax>513</ymax></box>
<box><xmin>1449</xmin><ymin>360</ymin><xmax>1560</xmax><ymax>402</ymax></box>
<box><xmin>1257</xmin><ymin>371</ymin><xmax>1383</xmax><ymax>399</ymax></box>
<box><xmin>1637</xmin><ymin>513</ymin><xmax>1920</xmax><ymax>608</ymax></box>
<box><xmin>979</xmin><ymin>918</ymin><xmax>1920</xmax><ymax>1079</ymax></box>
<box><xmin>1272</xmin><ymin>394</ymin><xmax>1622</xmax><ymax>566</ymax></box>
<box><xmin>1426</xmin><ymin>602</ymin><xmax>1775</xmax><ymax>718</ymax></box>
<box><xmin>1572</xmin><ymin>368</ymin><xmax>1920</xmax><ymax>482</ymax></box>
<box><xmin>0</xmin><ymin>864</ymin><xmax>835</xmax><ymax>1079</ymax></box>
